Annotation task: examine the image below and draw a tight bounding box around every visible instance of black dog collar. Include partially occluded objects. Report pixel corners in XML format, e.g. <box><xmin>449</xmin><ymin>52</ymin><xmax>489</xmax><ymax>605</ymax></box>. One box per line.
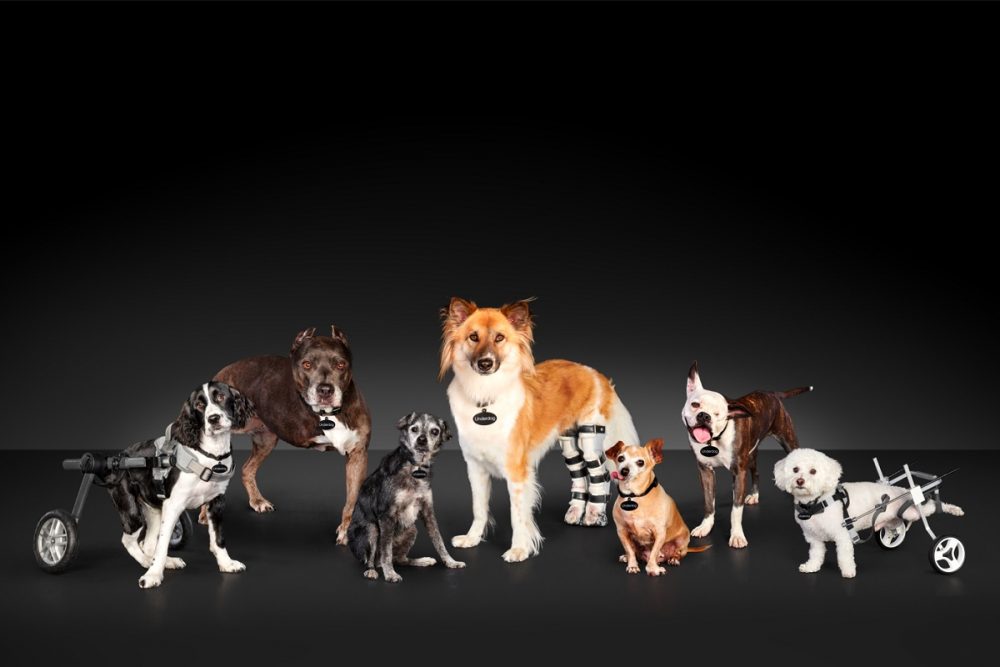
<box><xmin>796</xmin><ymin>485</ymin><xmax>849</xmax><ymax>520</ymax></box>
<box><xmin>618</xmin><ymin>476</ymin><xmax>658</xmax><ymax>511</ymax></box>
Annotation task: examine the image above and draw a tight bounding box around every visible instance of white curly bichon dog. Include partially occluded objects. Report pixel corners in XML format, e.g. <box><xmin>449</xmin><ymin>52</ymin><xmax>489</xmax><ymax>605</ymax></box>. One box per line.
<box><xmin>773</xmin><ymin>449</ymin><xmax>964</xmax><ymax>578</ymax></box>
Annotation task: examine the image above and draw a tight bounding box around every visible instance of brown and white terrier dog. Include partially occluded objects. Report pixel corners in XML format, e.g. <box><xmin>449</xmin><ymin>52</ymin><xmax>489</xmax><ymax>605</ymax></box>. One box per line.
<box><xmin>606</xmin><ymin>439</ymin><xmax>709</xmax><ymax>576</ymax></box>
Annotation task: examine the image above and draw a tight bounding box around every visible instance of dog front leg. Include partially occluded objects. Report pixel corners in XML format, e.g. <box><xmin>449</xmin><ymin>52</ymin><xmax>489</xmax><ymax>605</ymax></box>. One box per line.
<box><xmin>579</xmin><ymin>425</ymin><xmax>609</xmax><ymax>526</ymax></box>
<box><xmin>452</xmin><ymin>457</ymin><xmax>492</xmax><ymax>549</ymax></box>
<box><xmin>138</xmin><ymin>498</ymin><xmax>185</xmax><ymax>589</ymax></box>
<box><xmin>691</xmin><ymin>463</ymin><xmax>716</xmax><ymax>538</ymax></box>
<box><xmin>799</xmin><ymin>534</ymin><xmax>826</xmax><ymax>573</ymax></box>
<box><xmin>337</xmin><ymin>445</ymin><xmax>368</xmax><ymax>546</ymax></box>
<box><xmin>616</xmin><ymin>525</ymin><xmax>640</xmax><ymax>574</ymax></box>
<box><xmin>206</xmin><ymin>495</ymin><xmax>245</xmax><ymax>574</ymax></box>
<box><xmin>646</xmin><ymin>530</ymin><xmax>668</xmax><ymax>577</ymax></box>
<box><xmin>503</xmin><ymin>470</ymin><xmax>541</xmax><ymax>562</ymax></box>
<box><xmin>421</xmin><ymin>501</ymin><xmax>466</xmax><ymax>569</ymax></box>
<box><xmin>729</xmin><ymin>468</ymin><xmax>748</xmax><ymax>548</ymax></box>
<box><xmin>377</xmin><ymin>517</ymin><xmax>402</xmax><ymax>583</ymax></box>
<box><xmin>834</xmin><ymin>534</ymin><xmax>857</xmax><ymax>578</ymax></box>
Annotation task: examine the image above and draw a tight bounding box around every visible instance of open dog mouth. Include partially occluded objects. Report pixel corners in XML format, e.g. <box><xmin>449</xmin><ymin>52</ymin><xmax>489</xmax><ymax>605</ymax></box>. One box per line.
<box><xmin>688</xmin><ymin>424</ymin><xmax>713</xmax><ymax>444</ymax></box>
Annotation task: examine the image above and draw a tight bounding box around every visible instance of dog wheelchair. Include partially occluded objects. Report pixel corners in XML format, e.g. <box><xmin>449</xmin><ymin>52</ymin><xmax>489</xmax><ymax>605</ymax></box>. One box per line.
<box><xmin>33</xmin><ymin>452</ymin><xmax>194</xmax><ymax>573</ymax></box>
<box><xmin>842</xmin><ymin>458</ymin><xmax>965</xmax><ymax>575</ymax></box>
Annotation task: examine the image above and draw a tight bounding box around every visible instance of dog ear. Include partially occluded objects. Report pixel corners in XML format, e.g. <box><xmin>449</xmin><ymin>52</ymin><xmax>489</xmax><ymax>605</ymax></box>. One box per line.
<box><xmin>728</xmin><ymin>403</ymin><xmax>752</xmax><ymax>419</ymax></box>
<box><xmin>605</xmin><ymin>441</ymin><xmax>625</xmax><ymax>461</ymax></box>
<box><xmin>821</xmin><ymin>451</ymin><xmax>843</xmax><ymax>488</ymax></box>
<box><xmin>687</xmin><ymin>361</ymin><xmax>703</xmax><ymax>395</ymax></box>
<box><xmin>175</xmin><ymin>388</ymin><xmax>205</xmax><ymax>448</ymax></box>
<box><xmin>291</xmin><ymin>327</ymin><xmax>317</xmax><ymax>354</ymax></box>
<box><xmin>443</xmin><ymin>297</ymin><xmax>477</xmax><ymax>327</ymax></box>
<box><xmin>229</xmin><ymin>386</ymin><xmax>256</xmax><ymax>430</ymax></box>
<box><xmin>645</xmin><ymin>438</ymin><xmax>665</xmax><ymax>464</ymax></box>
<box><xmin>501</xmin><ymin>298</ymin><xmax>535</xmax><ymax>332</ymax></box>
<box><xmin>773</xmin><ymin>456</ymin><xmax>791</xmax><ymax>493</ymax></box>
<box><xmin>439</xmin><ymin>418</ymin><xmax>453</xmax><ymax>442</ymax></box>
<box><xmin>330</xmin><ymin>325</ymin><xmax>349</xmax><ymax>345</ymax></box>
<box><xmin>396</xmin><ymin>412</ymin><xmax>418</xmax><ymax>430</ymax></box>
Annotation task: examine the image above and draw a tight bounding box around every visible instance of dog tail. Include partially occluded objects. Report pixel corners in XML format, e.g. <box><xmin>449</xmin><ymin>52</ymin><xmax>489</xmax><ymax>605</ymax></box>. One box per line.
<box><xmin>686</xmin><ymin>544</ymin><xmax>712</xmax><ymax>554</ymax></box>
<box><xmin>778</xmin><ymin>386</ymin><xmax>813</xmax><ymax>399</ymax></box>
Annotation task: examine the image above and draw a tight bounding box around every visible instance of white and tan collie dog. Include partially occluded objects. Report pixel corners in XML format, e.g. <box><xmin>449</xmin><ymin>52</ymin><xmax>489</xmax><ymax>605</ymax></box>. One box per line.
<box><xmin>440</xmin><ymin>298</ymin><xmax>638</xmax><ymax>562</ymax></box>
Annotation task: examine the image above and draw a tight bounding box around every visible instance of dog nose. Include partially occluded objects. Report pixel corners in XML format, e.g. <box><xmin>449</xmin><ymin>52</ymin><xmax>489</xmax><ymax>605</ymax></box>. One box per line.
<box><xmin>417</xmin><ymin>435</ymin><xmax>428</xmax><ymax>445</ymax></box>
<box><xmin>796</xmin><ymin>478</ymin><xmax>805</xmax><ymax>487</ymax></box>
<box><xmin>317</xmin><ymin>383</ymin><xmax>334</xmax><ymax>398</ymax></box>
<box><xmin>696</xmin><ymin>411</ymin><xmax>711</xmax><ymax>424</ymax></box>
<box><xmin>208</xmin><ymin>414</ymin><xmax>221</xmax><ymax>425</ymax></box>
<box><xmin>477</xmin><ymin>358</ymin><xmax>494</xmax><ymax>372</ymax></box>
<box><xmin>620</xmin><ymin>467</ymin><xmax>629</xmax><ymax>478</ymax></box>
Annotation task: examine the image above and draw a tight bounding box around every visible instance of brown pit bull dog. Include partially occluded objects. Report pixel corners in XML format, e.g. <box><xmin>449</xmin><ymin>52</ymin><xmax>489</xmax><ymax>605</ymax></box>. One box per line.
<box><xmin>681</xmin><ymin>361</ymin><xmax>811</xmax><ymax>549</ymax></box>
<box><xmin>214</xmin><ymin>326</ymin><xmax>371</xmax><ymax>545</ymax></box>
<box><xmin>606</xmin><ymin>439</ymin><xmax>709</xmax><ymax>576</ymax></box>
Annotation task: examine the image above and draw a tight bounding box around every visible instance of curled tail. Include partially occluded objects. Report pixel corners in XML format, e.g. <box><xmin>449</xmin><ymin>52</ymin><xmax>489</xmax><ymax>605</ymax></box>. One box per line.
<box><xmin>942</xmin><ymin>502</ymin><xmax>965</xmax><ymax>517</ymax></box>
<box><xmin>778</xmin><ymin>386</ymin><xmax>814</xmax><ymax>399</ymax></box>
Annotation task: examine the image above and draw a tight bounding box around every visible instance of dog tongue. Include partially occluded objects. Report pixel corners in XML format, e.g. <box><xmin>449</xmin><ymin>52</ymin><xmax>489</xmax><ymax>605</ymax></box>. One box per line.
<box><xmin>611</xmin><ymin>470</ymin><xmax>621</xmax><ymax>481</ymax></box>
<box><xmin>692</xmin><ymin>426</ymin><xmax>712</xmax><ymax>444</ymax></box>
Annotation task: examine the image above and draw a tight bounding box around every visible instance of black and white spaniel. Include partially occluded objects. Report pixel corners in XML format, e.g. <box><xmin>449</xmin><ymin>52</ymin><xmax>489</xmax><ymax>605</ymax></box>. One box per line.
<box><xmin>104</xmin><ymin>381</ymin><xmax>254</xmax><ymax>589</ymax></box>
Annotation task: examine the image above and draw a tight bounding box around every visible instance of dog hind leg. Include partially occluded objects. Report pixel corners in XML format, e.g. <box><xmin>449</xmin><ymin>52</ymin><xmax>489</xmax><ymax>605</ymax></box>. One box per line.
<box><xmin>394</xmin><ymin>525</ymin><xmax>434</xmax><ymax>567</ymax></box>
<box><xmin>243</xmin><ymin>430</ymin><xmax>279</xmax><ymax>513</ymax></box>
<box><xmin>729</xmin><ymin>468</ymin><xmax>749</xmax><ymax>548</ymax></box>
<box><xmin>560</xmin><ymin>432</ymin><xmax>588</xmax><ymax>525</ymax></box>
<box><xmin>111</xmin><ymin>483</ymin><xmax>150</xmax><ymax>567</ymax></box>
<box><xmin>745</xmin><ymin>454</ymin><xmax>760</xmax><ymax>505</ymax></box>
<box><xmin>578</xmin><ymin>425</ymin><xmax>609</xmax><ymax>527</ymax></box>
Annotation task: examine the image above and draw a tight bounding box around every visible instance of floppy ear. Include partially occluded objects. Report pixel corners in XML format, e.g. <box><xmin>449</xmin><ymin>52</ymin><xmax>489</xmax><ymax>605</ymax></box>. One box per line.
<box><xmin>396</xmin><ymin>412</ymin><xmax>418</xmax><ymax>430</ymax></box>
<box><xmin>687</xmin><ymin>361</ymin><xmax>703</xmax><ymax>395</ymax></box>
<box><xmin>439</xmin><ymin>418</ymin><xmax>453</xmax><ymax>442</ymax></box>
<box><xmin>728</xmin><ymin>403</ymin><xmax>752</xmax><ymax>419</ymax></box>
<box><xmin>773</xmin><ymin>456</ymin><xmax>792</xmax><ymax>493</ymax></box>
<box><xmin>645</xmin><ymin>438</ymin><xmax>665</xmax><ymax>465</ymax></box>
<box><xmin>605</xmin><ymin>441</ymin><xmax>625</xmax><ymax>461</ymax></box>
<box><xmin>175</xmin><ymin>389</ymin><xmax>204</xmax><ymax>448</ymax></box>
<box><xmin>820</xmin><ymin>452</ymin><xmax>843</xmax><ymax>489</ymax></box>
<box><xmin>330</xmin><ymin>325</ymin><xmax>348</xmax><ymax>345</ymax></box>
<box><xmin>501</xmin><ymin>298</ymin><xmax>535</xmax><ymax>333</ymax></box>
<box><xmin>230</xmin><ymin>387</ymin><xmax>256</xmax><ymax>430</ymax></box>
<box><xmin>291</xmin><ymin>327</ymin><xmax>317</xmax><ymax>353</ymax></box>
<box><xmin>443</xmin><ymin>297</ymin><xmax>476</xmax><ymax>328</ymax></box>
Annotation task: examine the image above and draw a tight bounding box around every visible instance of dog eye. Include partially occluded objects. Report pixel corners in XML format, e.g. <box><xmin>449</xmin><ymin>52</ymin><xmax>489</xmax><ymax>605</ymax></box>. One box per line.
<box><xmin>195</xmin><ymin>401</ymin><xmax>206</xmax><ymax>412</ymax></box>
<box><xmin>691</xmin><ymin>402</ymin><xmax>700</xmax><ymax>409</ymax></box>
<box><xmin>336</xmin><ymin>361</ymin><xmax>346</xmax><ymax>370</ymax></box>
<box><xmin>410</xmin><ymin>426</ymin><xmax>419</xmax><ymax>433</ymax></box>
<box><xmin>215</xmin><ymin>393</ymin><xmax>225</xmax><ymax>404</ymax></box>
<box><xmin>302</xmin><ymin>360</ymin><xmax>312</xmax><ymax>370</ymax></box>
<box><xmin>617</xmin><ymin>455</ymin><xmax>625</xmax><ymax>462</ymax></box>
<box><xmin>793</xmin><ymin>467</ymin><xmax>799</xmax><ymax>473</ymax></box>
<box><xmin>495</xmin><ymin>333</ymin><xmax>505</xmax><ymax>343</ymax></box>
<box><xmin>430</xmin><ymin>428</ymin><xmax>439</xmax><ymax>436</ymax></box>
<box><xmin>809</xmin><ymin>469</ymin><xmax>816</xmax><ymax>475</ymax></box>
<box><xmin>469</xmin><ymin>332</ymin><xmax>479</xmax><ymax>342</ymax></box>
<box><xmin>636</xmin><ymin>460</ymin><xmax>645</xmax><ymax>467</ymax></box>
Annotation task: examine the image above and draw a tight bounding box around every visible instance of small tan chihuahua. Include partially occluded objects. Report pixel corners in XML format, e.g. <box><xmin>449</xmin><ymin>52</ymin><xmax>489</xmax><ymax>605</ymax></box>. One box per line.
<box><xmin>607</xmin><ymin>439</ymin><xmax>710</xmax><ymax>575</ymax></box>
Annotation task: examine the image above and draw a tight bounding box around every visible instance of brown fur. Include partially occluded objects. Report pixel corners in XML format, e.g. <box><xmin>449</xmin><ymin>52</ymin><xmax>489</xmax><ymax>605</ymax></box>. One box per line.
<box><xmin>607</xmin><ymin>439</ymin><xmax>709</xmax><ymax>576</ymax></box>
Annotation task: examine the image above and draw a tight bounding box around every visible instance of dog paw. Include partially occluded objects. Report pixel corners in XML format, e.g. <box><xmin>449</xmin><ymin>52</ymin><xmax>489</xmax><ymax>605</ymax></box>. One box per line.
<box><xmin>799</xmin><ymin>562</ymin><xmax>821</xmax><ymax>573</ymax></box>
<box><xmin>219</xmin><ymin>559</ymin><xmax>246</xmax><ymax>574</ymax></box>
<box><xmin>691</xmin><ymin>521</ymin><xmax>714</xmax><ymax>538</ymax></box>
<box><xmin>198</xmin><ymin>505</ymin><xmax>209</xmax><ymax>525</ymax></box>
<box><xmin>445</xmin><ymin>560</ymin><xmax>466</xmax><ymax>569</ymax></box>
<box><xmin>667</xmin><ymin>558</ymin><xmax>680</xmax><ymax>567</ymax></box>
<box><xmin>646</xmin><ymin>565</ymin><xmax>666</xmax><ymax>577</ymax></box>
<box><xmin>249</xmin><ymin>498</ymin><xmax>275</xmax><ymax>513</ymax></box>
<box><xmin>728</xmin><ymin>533</ymin><xmax>748</xmax><ymax>549</ymax></box>
<box><xmin>410</xmin><ymin>557</ymin><xmax>437</xmax><ymax>567</ymax></box>
<box><xmin>626</xmin><ymin>563</ymin><xmax>640</xmax><ymax>574</ymax></box>
<box><xmin>451</xmin><ymin>534</ymin><xmax>482</xmax><ymax>549</ymax></box>
<box><xmin>840</xmin><ymin>566</ymin><xmax>857</xmax><ymax>579</ymax></box>
<box><xmin>384</xmin><ymin>571</ymin><xmax>402</xmax><ymax>583</ymax></box>
<box><xmin>502</xmin><ymin>547</ymin><xmax>529</xmax><ymax>563</ymax></box>
<box><xmin>744</xmin><ymin>492</ymin><xmax>760</xmax><ymax>505</ymax></box>
<box><xmin>582</xmin><ymin>506</ymin><xmax>607</xmax><ymax>527</ymax></box>
<box><xmin>165</xmin><ymin>557</ymin><xmax>186</xmax><ymax>570</ymax></box>
<box><xmin>363</xmin><ymin>569</ymin><xmax>378</xmax><ymax>580</ymax></box>
<box><xmin>619</xmin><ymin>554</ymin><xmax>628</xmax><ymax>563</ymax></box>
<box><xmin>138</xmin><ymin>570</ymin><xmax>163</xmax><ymax>589</ymax></box>
<box><xmin>335</xmin><ymin>526</ymin><xmax>349</xmax><ymax>546</ymax></box>
<box><xmin>564</xmin><ymin>505</ymin><xmax>584</xmax><ymax>525</ymax></box>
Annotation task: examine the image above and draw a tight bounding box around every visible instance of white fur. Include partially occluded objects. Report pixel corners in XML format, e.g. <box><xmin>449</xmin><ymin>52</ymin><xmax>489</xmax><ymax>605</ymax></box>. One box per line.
<box><xmin>310</xmin><ymin>416</ymin><xmax>362</xmax><ymax>455</ymax></box>
<box><xmin>773</xmin><ymin>448</ymin><xmax>964</xmax><ymax>578</ymax></box>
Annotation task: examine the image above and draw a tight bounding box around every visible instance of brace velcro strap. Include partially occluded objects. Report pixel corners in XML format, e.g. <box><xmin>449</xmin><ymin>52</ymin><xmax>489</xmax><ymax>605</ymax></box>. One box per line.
<box><xmin>563</xmin><ymin>454</ymin><xmax>585</xmax><ymax>465</ymax></box>
<box><xmin>589</xmin><ymin>473</ymin><xmax>610</xmax><ymax>483</ymax></box>
<box><xmin>571</xmin><ymin>491</ymin><xmax>589</xmax><ymax>501</ymax></box>
<box><xmin>569</xmin><ymin>469</ymin><xmax>588</xmax><ymax>479</ymax></box>
<box><xmin>587</xmin><ymin>494</ymin><xmax>609</xmax><ymax>503</ymax></box>
<box><xmin>577</xmin><ymin>424</ymin><xmax>606</xmax><ymax>434</ymax></box>
<box><xmin>585</xmin><ymin>459</ymin><xmax>604</xmax><ymax>469</ymax></box>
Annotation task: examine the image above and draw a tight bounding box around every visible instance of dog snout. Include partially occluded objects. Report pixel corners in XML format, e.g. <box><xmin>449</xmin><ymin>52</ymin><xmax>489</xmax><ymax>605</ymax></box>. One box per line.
<box><xmin>477</xmin><ymin>357</ymin><xmax>495</xmax><ymax>372</ymax></box>
<box><xmin>317</xmin><ymin>383</ymin><xmax>334</xmax><ymax>398</ymax></box>
<box><xmin>696</xmin><ymin>411</ymin><xmax>711</xmax><ymax>425</ymax></box>
<box><xmin>417</xmin><ymin>435</ymin><xmax>428</xmax><ymax>446</ymax></box>
<box><xmin>208</xmin><ymin>414</ymin><xmax>221</xmax><ymax>425</ymax></box>
<box><xmin>795</xmin><ymin>477</ymin><xmax>805</xmax><ymax>487</ymax></box>
<box><xmin>620</xmin><ymin>466</ymin><xmax>629</xmax><ymax>478</ymax></box>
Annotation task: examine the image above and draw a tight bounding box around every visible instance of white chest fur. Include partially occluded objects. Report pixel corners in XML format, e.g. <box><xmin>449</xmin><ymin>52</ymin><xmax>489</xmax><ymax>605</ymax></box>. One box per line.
<box><xmin>311</xmin><ymin>416</ymin><xmax>361</xmax><ymax>455</ymax></box>
<box><xmin>447</xmin><ymin>376</ymin><xmax>526</xmax><ymax>477</ymax></box>
<box><xmin>689</xmin><ymin>433</ymin><xmax>735</xmax><ymax>470</ymax></box>
<box><xmin>172</xmin><ymin>448</ymin><xmax>233</xmax><ymax>509</ymax></box>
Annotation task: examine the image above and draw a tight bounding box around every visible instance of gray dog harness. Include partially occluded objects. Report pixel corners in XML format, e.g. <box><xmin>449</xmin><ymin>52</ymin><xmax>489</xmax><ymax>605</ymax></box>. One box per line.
<box><xmin>152</xmin><ymin>424</ymin><xmax>235</xmax><ymax>499</ymax></box>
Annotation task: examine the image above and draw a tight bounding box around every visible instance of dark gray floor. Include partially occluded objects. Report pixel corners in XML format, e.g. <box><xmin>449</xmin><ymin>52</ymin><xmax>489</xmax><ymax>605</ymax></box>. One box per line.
<box><xmin>3</xmin><ymin>449</ymin><xmax>992</xmax><ymax>664</ymax></box>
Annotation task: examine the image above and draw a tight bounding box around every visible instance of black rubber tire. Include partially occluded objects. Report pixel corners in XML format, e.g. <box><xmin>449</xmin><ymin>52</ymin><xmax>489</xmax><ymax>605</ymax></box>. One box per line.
<box><xmin>170</xmin><ymin>511</ymin><xmax>194</xmax><ymax>550</ymax></box>
<box><xmin>33</xmin><ymin>509</ymin><xmax>80</xmax><ymax>574</ymax></box>
<box><xmin>929</xmin><ymin>535</ymin><xmax>965</xmax><ymax>574</ymax></box>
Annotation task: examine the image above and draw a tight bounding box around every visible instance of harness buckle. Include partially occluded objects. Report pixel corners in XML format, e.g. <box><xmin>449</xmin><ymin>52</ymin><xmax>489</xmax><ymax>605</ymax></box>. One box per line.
<box><xmin>198</xmin><ymin>467</ymin><xmax>214</xmax><ymax>482</ymax></box>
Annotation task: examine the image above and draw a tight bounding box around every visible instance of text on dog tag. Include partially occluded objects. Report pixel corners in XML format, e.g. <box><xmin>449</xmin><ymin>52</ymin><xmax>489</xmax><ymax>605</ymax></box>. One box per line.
<box><xmin>211</xmin><ymin>463</ymin><xmax>228</xmax><ymax>474</ymax></box>
<box><xmin>473</xmin><ymin>409</ymin><xmax>497</xmax><ymax>426</ymax></box>
<box><xmin>620</xmin><ymin>499</ymin><xmax>639</xmax><ymax>511</ymax></box>
<box><xmin>319</xmin><ymin>418</ymin><xmax>336</xmax><ymax>430</ymax></box>
<box><xmin>700</xmin><ymin>445</ymin><xmax>719</xmax><ymax>457</ymax></box>
<box><xmin>412</xmin><ymin>468</ymin><xmax>428</xmax><ymax>479</ymax></box>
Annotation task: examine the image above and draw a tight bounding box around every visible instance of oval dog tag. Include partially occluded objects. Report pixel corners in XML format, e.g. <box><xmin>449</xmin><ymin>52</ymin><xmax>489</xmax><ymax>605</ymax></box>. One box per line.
<box><xmin>700</xmin><ymin>445</ymin><xmax>719</xmax><ymax>457</ymax></box>
<box><xmin>211</xmin><ymin>463</ymin><xmax>228</xmax><ymax>474</ymax></box>
<box><xmin>473</xmin><ymin>409</ymin><xmax>497</xmax><ymax>426</ymax></box>
<box><xmin>319</xmin><ymin>418</ymin><xmax>336</xmax><ymax>430</ymax></box>
<box><xmin>620</xmin><ymin>499</ymin><xmax>639</xmax><ymax>511</ymax></box>
<box><xmin>412</xmin><ymin>468</ymin><xmax>428</xmax><ymax>479</ymax></box>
